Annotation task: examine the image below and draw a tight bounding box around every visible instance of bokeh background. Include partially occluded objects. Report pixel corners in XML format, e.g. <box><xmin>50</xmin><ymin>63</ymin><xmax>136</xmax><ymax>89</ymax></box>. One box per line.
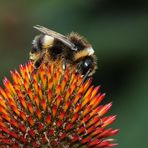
<box><xmin>0</xmin><ymin>0</ymin><xmax>148</xmax><ymax>147</ymax></box>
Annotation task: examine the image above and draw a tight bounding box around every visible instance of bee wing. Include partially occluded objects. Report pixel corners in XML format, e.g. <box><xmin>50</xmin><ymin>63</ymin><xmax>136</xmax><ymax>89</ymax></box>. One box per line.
<box><xmin>33</xmin><ymin>25</ymin><xmax>77</xmax><ymax>51</ymax></box>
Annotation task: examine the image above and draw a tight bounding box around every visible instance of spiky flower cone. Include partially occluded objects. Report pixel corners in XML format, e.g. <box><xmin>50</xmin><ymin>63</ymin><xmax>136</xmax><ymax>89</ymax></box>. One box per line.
<box><xmin>0</xmin><ymin>62</ymin><xmax>119</xmax><ymax>147</ymax></box>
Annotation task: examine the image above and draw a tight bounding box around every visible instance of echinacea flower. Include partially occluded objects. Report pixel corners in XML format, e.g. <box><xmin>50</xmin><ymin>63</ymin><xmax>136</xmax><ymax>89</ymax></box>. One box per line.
<box><xmin>0</xmin><ymin>61</ymin><xmax>119</xmax><ymax>147</ymax></box>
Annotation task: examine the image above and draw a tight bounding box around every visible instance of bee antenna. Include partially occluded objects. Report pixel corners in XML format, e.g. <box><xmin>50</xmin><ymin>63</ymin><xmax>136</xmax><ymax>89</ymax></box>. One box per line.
<box><xmin>82</xmin><ymin>69</ymin><xmax>91</xmax><ymax>83</ymax></box>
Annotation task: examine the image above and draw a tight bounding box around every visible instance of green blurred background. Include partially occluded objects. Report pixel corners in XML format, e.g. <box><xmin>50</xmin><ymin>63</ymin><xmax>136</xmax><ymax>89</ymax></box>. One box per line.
<box><xmin>0</xmin><ymin>0</ymin><xmax>148</xmax><ymax>147</ymax></box>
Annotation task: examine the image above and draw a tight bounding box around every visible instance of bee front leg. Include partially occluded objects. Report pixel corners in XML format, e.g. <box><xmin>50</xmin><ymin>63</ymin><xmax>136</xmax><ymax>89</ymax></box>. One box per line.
<box><xmin>34</xmin><ymin>56</ymin><xmax>44</xmax><ymax>69</ymax></box>
<box><xmin>30</xmin><ymin>55</ymin><xmax>44</xmax><ymax>83</ymax></box>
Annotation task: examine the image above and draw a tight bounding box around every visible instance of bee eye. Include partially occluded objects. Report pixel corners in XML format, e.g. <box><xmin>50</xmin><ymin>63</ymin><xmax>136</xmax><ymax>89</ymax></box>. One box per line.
<box><xmin>79</xmin><ymin>58</ymin><xmax>93</xmax><ymax>75</ymax></box>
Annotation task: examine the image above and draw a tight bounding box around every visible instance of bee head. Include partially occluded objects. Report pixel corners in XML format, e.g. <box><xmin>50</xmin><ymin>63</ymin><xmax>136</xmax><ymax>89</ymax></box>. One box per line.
<box><xmin>68</xmin><ymin>32</ymin><xmax>96</xmax><ymax>76</ymax></box>
<box><xmin>77</xmin><ymin>56</ymin><xmax>96</xmax><ymax>76</ymax></box>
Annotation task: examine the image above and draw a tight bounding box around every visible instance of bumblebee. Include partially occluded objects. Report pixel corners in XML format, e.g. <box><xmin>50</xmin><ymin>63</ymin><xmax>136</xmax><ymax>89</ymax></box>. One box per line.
<box><xmin>29</xmin><ymin>25</ymin><xmax>97</xmax><ymax>76</ymax></box>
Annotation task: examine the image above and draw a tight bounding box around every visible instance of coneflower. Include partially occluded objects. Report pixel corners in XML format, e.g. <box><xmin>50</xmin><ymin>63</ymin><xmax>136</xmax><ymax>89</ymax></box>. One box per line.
<box><xmin>0</xmin><ymin>61</ymin><xmax>119</xmax><ymax>147</ymax></box>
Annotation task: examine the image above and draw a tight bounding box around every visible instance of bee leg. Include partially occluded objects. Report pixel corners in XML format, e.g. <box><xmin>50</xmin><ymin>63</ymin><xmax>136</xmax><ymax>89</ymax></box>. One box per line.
<box><xmin>30</xmin><ymin>56</ymin><xmax>44</xmax><ymax>83</ymax></box>
<box><xmin>34</xmin><ymin>55</ymin><xmax>44</xmax><ymax>68</ymax></box>
<box><xmin>76</xmin><ymin>61</ymin><xmax>83</xmax><ymax>73</ymax></box>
